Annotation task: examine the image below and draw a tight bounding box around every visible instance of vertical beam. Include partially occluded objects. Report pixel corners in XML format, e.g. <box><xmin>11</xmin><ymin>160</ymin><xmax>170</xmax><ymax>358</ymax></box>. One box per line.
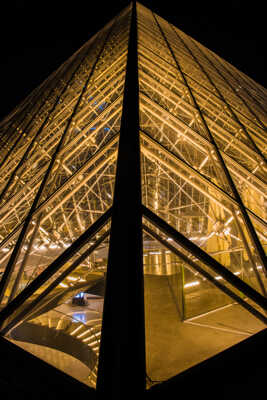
<box><xmin>97</xmin><ymin>2</ymin><xmax>146</xmax><ymax>398</ymax></box>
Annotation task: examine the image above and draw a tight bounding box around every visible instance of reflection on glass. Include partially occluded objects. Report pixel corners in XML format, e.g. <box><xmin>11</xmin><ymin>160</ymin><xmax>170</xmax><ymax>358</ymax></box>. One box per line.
<box><xmin>4</xmin><ymin>237</ymin><xmax>109</xmax><ymax>389</ymax></box>
<box><xmin>143</xmin><ymin>230</ymin><xmax>266</xmax><ymax>388</ymax></box>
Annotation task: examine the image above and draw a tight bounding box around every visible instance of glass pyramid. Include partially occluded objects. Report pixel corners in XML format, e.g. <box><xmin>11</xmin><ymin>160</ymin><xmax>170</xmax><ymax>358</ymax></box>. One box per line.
<box><xmin>0</xmin><ymin>1</ymin><xmax>266</xmax><ymax>396</ymax></box>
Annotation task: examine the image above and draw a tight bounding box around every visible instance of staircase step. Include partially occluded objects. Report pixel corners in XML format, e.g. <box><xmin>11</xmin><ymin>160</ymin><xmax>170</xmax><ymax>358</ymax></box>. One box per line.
<box><xmin>69</xmin><ymin>324</ymin><xmax>84</xmax><ymax>336</ymax></box>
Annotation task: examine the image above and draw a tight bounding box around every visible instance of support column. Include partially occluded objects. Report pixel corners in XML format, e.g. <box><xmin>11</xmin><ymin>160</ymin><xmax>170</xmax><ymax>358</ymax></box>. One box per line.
<box><xmin>97</xmin><ymin>2</ymin><xmax>146</xmax><ymax>398</ymax></box>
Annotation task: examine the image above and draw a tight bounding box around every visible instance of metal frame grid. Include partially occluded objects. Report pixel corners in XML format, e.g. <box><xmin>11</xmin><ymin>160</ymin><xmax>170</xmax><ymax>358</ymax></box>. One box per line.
<box><xmin>0</xmin><ymin>1</ymin><xmax>266</xmax><ymax>397</ymax></box>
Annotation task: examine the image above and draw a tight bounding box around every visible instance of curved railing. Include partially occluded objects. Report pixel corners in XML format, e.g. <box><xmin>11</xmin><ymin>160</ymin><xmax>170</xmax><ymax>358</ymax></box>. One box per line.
<box><xmin>7</xmin><ymin>308</ymin><xmax>102</xmax><ymax>388</ymax></box>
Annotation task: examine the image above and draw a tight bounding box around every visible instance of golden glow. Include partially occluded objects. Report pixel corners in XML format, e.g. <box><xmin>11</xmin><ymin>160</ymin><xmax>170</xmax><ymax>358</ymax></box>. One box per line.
<box><xmin>0</xmin><ymin>1</ymin><xmax>266</xmax><ymax>392</ymax></box>
<box><xmin>184</xmin><ymin>281</ymin><xmax>200</xmax><ymax>288</ymax></box>
<box><xmin>59</xmin><ymin>283</ymin><xmax>68</xmax><ymax>288</ymax></box>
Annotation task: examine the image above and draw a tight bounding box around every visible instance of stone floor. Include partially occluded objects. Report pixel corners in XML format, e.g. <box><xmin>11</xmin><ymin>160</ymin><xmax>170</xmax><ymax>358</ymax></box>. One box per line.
<box><xmin>145</xmin><ymin>275</ymin><xmax>265</xmax><ymax>383</ymax></box>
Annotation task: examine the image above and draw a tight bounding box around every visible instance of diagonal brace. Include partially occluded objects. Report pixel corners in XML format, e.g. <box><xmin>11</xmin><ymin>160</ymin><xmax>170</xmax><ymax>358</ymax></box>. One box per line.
<box><xmin>0</xmin><ymin>229</ymin><xmax>110</xmax><ymax>335</ymax></box>
<box><xmin>0</xmin><ymin>207</ymin><xmax>112</xmax><ymax>332</ymax></box>
<box><xmin>143</xmin><ymin>224</ymin><xmax>267</xmax><ymax>324</ymax></box>
<box><xmin>142</xmin><ymin>205</ymin><xmax>267</xmax><ymax>312</ymax></box>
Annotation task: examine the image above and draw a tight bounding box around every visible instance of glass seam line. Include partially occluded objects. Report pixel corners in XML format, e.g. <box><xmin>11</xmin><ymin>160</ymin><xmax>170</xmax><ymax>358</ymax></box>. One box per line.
<box><xmin>0</xmin><ymin>16</ymin><xmax>118</xmax><ymax>304</ymax></box>
<box><xmin>167</xmin><ymin>22</ymin><xmax>267</xmax><ymax>276</ymax></box>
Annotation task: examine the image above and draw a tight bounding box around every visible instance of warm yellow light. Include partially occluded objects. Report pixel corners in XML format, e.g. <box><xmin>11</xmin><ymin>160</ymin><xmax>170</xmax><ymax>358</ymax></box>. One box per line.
<box><xmin>184</xmin><ymin>281</ymin><xmax>200</xmax><ymax>288</ymax></box>
<box><xmin>77</xmin><ymin>328</ymin><xmax>92</xmax><ymax>338</ymax></box>
<box><xmin>67</xmin><ymin>276</ymin><xmax>78</xmax><ymax>281</ymax></box>
<box><xmin>70</xmin><ymin>324</ymin><xmax>83</xmax><ymax>336</ymax></box>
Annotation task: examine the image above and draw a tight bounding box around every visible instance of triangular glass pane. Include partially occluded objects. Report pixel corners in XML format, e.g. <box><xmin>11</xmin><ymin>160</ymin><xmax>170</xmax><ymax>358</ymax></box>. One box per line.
<box><xmin>137</xmin><ymin>4</ymin><xmax>177</xmax><ymax>69</ymax></box>
<box><xmin>0</xmin><ymin>149</ymin><xmax>117</xmax><ymax>305</ymax></box>
<box><xmin>40</xmin><ymin>101</ymin><xmax>122</xmax><ymax>203</ymax></box>
<box><xmin>3</xmin><ymin>230</ymin><xmax>110</xmax><ymax>389</ymax></box>
<box><xmin>0</xmin><ymin>23</ymin><xmax>128</xmax><ymax>211</ymax></box>
<box><xmin>143</xmin><ymin>225</ymin><xmax>266</xmax><ymax>388</ymax></box>
<box><xmin>222</xmin><ymin>154</ymin><xmax>267</xmax><ymax>238</ymax></box>
<box><xmin>139</xmin><ymin>101</ymin><xmax>233</xmax><ymax>195</ymax></box>
<box><xmin>141</xmin><ymin>146</ymin><xmax>267</xmax><ymax>297</ymax></box>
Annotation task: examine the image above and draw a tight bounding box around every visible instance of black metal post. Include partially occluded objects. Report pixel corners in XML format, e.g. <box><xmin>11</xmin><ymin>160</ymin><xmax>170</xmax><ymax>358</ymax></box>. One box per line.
<box><xmin>96</xmin><ymin>2</ymin><xmax>146</xmax><ymax>398</ymax></box>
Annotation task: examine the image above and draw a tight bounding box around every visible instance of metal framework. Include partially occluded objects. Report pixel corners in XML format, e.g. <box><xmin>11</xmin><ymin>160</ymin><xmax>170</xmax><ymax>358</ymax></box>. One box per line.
<box><xmin>0</xmin><ymin>1</ymin><xmax>266</xmax><ymax>397</ymax></box>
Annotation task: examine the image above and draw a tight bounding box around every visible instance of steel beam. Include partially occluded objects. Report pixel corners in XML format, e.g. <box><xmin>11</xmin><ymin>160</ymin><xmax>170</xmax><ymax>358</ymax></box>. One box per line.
<box><xmin>169</xmin><ymin>26</ymin><xmax>267</xmax><ymax>273</ymax></box>
<box><xmin>96</xmin><ymin>2</ymin><xmax>146</xmax><ymax>397</ymax></box>
<box><xmin>0</xmin><ymin>207</ymin><xmax>112</xmax><ymax>331</ymax></box>
<box><xmin>143</xmin><ymin>224</ymin><xmax>267</xmax><ymax>324</ymax></box>
<box><xmin>0</xmin><ymin>229</ymin><xmax>110</xmax><ymax>335</ymax></box>
<box><xmin>0</xmin><ymin>21</ymin><xmax>117</xmax><ymax>304</ymax></box>
<box><xmin>142</xmin><ymin>205</ymin><xmax>267</xmax><ymax>312</ymax></box>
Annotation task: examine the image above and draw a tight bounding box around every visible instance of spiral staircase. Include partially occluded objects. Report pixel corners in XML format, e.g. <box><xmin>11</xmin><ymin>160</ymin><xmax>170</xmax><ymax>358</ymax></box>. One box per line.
<box><xmin>8</xmin><ymin>307</ymin><xmax>102</xmax><ymax>387</ymax></box>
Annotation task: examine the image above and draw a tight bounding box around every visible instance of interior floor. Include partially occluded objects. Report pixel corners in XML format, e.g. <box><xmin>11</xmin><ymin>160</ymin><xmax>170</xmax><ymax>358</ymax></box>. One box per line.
<box><xmin>145</xmin><ymin>275</ymin><xmax>265</xmax><ymax>384</ymax></box>
<box><xmin>6</xmin><ymin>274</ymin><xmax>265</xmax><ymax>388</ymax></box>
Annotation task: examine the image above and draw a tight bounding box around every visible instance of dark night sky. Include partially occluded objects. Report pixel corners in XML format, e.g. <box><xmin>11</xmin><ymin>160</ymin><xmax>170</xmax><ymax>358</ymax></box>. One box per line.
<box><xmin>0</xmin><ymin>0</ymin><xmax>266</xmax><ymax>122</ymax></box>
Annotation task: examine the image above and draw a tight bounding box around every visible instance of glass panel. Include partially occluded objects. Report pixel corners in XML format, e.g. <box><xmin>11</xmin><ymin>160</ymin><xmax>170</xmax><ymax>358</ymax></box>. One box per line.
<box><xmin>143</xmin><ymin>226</ymin><xmax>266</xmax><ymax>388</ymax></box>
<box><xmin>0</xmin><ymin>228</ymin><xmax>23</xmax><ymax>305</ymax></box>
<box><xmin>250</xmin><ymin>216</ymin><xmax>267</xmax><ymax>257</ymax></box>
<box><xmin>223</xmin><ymin>155</ymin><xmax>267</xmax><ymax>238</ymax></box>
<box><xmin>0</xmin><ymin>137</ymin><xmax>117</xmax><ymax>305</ymax></box>
<box><xmin>0</xmin><ymin>4</ymin><xmax>130</xmax><ymax>305</ymax></box>
<box><xmin>141</xmin><ymin>140</ymin><xmax>267</xmax><ymax>295</ymax></box>
<box><xmin>0</xmin><ymin>41</ymin><xmax>92</xmax><ymax>192</ymax></box>
<box><xmin>4</xmin><ymin>231</ymin><xmax>110</xmax><ymax>389</ymax></box>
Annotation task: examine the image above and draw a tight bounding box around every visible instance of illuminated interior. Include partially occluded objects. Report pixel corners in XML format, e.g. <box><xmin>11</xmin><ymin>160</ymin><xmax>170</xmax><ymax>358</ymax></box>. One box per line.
<box><xmin>0</xmin><ymin>1</ymin><xmax>266</xmax><ymax>391</ymax></box>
